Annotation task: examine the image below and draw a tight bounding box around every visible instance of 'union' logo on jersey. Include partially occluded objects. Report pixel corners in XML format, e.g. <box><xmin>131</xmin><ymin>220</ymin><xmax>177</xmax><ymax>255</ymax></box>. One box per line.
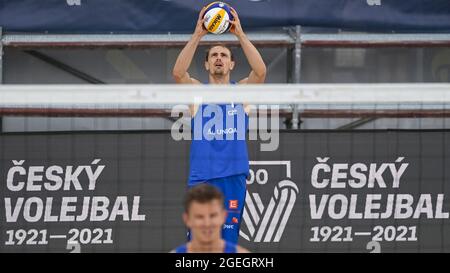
<box><xmin>240</xmin><ymin>161</ymin><xmax>299</xmax><ymax>243</ymax></box>
<box><xmin>207</xmin><ymin>127</ymin><xmax>237</xmax><ymax>136</ymax></box>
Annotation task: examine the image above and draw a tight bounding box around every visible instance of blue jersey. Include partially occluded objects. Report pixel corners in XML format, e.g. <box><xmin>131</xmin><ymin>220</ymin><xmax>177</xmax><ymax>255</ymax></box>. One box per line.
<box><xmin>174</xmin><ymin>241</ymin><xmax>238</xmax><ymax>253</ymax></box>
<box><xmin>188</xmin><ymin>102</ymin><xmax>249</xmax><ymax>185</ymax></box>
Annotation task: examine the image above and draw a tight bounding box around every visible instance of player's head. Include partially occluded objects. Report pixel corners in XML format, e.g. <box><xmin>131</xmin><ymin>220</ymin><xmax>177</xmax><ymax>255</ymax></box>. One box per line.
<box><xmin>205</xmin><ymin>44</ymin><xmax>235</xmax><ymax>76</ymax></box>
<box><xmin>183</xmin><ymin>183</ymin><xmax>227</xmax><ymax>244</ymax></box>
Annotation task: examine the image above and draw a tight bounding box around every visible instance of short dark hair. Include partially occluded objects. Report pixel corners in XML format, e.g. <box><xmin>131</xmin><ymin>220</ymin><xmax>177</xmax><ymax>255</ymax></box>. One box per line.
<box><xmin>205</xmin><ymin>44</ymin><xmax>234</xmax><ymax>62</ymax></box>
<box><xmin>184</xmin><ymin>184</ymin><xmax>224</xmax><ymax>212</ymax></box>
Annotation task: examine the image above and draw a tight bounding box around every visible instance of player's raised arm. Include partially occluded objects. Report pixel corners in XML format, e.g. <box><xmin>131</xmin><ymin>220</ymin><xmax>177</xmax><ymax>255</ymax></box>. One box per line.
<box><xmin>172</xmin><ymin>6</ymin><xmax>208</xmax><ymax>84</ymax></box>
<box><xmin>228</xmin><ymin>7</ymin><xmax>266</xmax><ymax>84</ymax></box>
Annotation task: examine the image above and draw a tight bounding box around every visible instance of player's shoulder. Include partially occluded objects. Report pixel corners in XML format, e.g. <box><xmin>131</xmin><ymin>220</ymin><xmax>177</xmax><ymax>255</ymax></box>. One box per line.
<box><xmin>225</xmin><ymin>240</ymin><xmax>250</xmax><ymax>253</ymax></box>
<box><xmin>171</xmin><ymin>243</ymin><xmax>188</xmax><ymax>253</ymax></box>
<box><xmin>236</xmin><ymin>245</ymin><xmax>251</xmax><ymax>253</ymax></box>
<box><xmin>237</xmin><ymin>78</ymin><xmax>248</xmax><ymax>84</ymax></box>
<box><xmin>191</xmin><ymin>78</ymin><xmax>202</xmax><ymax>84</ymax></box>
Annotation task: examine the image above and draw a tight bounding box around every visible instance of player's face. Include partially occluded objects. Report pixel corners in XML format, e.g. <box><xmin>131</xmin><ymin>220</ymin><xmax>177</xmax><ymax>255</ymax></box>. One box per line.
<box><xmin>205</xmin><ymin>46</ymin><xmax>235</xmax><ymax>76</ymax></box>
<box><xmin>184</xmin><ymin>200</ymin><xmax>227</xmax><ymax>244</ymax></box>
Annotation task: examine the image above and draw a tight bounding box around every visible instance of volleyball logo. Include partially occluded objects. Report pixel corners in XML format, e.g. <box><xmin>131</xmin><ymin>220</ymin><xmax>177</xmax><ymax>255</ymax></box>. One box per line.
<box><xmin>203</xmin><ymin>2</ymin><xmax>234</xmax><ymax>35</ymax></box>
<box><xmin>240</xmin><ymin>161</ymin><xmax>299</xmax><ymax>243</ymax></box>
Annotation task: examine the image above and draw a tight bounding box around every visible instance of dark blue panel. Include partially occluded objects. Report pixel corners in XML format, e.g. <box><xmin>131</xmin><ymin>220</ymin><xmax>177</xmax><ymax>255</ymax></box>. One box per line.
<box><xmin>0</xmin><ymin>0</ymin><xmax>449</xmax><ymax>33</ymax></box>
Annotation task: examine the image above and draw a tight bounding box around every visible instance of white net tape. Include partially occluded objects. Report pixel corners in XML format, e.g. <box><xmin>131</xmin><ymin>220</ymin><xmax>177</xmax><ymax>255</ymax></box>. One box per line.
<box><xmin>0</xmin><ymin>84</ymin><xmax>449</xmax><ymax>109</ymax></box>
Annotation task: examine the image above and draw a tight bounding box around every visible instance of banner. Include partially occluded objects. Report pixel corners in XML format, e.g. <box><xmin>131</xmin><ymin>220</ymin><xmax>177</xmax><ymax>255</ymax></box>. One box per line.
<box><xmin>0</xmin><ymin>130</ymin><xmax>449</xmax><ymax>252</ymax></box>
<box><xmin>1</xmin><ymin>0</ymin><xmax>449</xmax><ymax>33</ymax></box>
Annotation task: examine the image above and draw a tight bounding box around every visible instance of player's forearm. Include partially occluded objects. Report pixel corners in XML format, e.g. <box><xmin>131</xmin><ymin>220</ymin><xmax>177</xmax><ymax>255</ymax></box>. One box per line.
<box><xmin>172</xmin><ymin>34</ymin><xmax>203</xmax><ymax>79</ymax></box>
<box><xmin>237</xmin><ymin>34</ymin><xmax>266</xmax><ymax>78</ymax></box>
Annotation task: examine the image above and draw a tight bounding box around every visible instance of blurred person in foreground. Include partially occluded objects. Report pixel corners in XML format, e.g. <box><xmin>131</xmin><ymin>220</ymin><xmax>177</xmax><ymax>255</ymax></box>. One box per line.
<box><xmin>172</xmin><ymin>184</ymin><xmax>250</xmax><ymax>253</ymax></box>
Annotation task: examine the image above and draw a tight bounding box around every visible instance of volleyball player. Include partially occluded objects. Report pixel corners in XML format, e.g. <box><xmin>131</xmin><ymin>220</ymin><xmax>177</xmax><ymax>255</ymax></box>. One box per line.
<box><xmin>172</xmin><ymin>6</ymin><xmax>266</xmax><ymax>244</ymax></box>
<box><xmin>172</xmin><ymin>184</ymin><xmax>249</xmax><ymax>253</ymax></box>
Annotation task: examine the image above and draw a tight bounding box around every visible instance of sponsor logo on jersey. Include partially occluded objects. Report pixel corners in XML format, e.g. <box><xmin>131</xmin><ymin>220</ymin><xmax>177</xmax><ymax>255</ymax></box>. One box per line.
<box><xmin>229</xmin><ymin>200</ymin><xmax>239</xmax><ymax>209</ymax></box>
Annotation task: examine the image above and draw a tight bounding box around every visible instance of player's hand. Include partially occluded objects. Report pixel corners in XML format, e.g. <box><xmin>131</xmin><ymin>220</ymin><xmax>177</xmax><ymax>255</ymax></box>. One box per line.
<box><xmin>194</xmin><ymin>6</ymin><xmax>208</xmax><ymax>37</ymax></box>
<box><xmin>228</xmin><ymin>7</ymin><xmax>244</xmax><ymax>38</ymax></box>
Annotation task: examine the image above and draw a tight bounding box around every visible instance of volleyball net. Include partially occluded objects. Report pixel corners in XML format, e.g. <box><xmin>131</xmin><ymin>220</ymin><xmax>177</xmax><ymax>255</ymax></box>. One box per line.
<box><xmin>1</xmin><ymin>83</ymin><xmax>449</xmax><ymax>106</ymax></box>
<box><xmin>1</xmin><ymin>83</ymin><xmax>450</xmax><ymax>125</ymax></box>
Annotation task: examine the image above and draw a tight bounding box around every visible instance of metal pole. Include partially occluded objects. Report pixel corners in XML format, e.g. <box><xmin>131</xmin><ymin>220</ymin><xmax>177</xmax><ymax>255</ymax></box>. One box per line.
<box><xmin>0</xmin><ymin>27</ymin><xmax>3</xmax><ymax>84</ymax></box>
<box><xmin>0</xmin><ymin>27</ymin><xmax>3</xmax><ymax>132</ymax></box>
<box><xmin>291</xmin><ymin>25</ymin><xmax>301</xmax><ymax>129</ymax></box>
<box><xmin>25</xmin><ymin>50</ymin><xmax>106</xmax><ymax>84</ymax></box>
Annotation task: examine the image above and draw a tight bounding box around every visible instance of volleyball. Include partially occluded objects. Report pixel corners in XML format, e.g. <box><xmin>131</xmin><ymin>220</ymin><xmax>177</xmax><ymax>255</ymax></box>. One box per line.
<box><xmin>203</xmin><ymin>1</ymin><xmax>234</xmax><ymax>35</ymax></box>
